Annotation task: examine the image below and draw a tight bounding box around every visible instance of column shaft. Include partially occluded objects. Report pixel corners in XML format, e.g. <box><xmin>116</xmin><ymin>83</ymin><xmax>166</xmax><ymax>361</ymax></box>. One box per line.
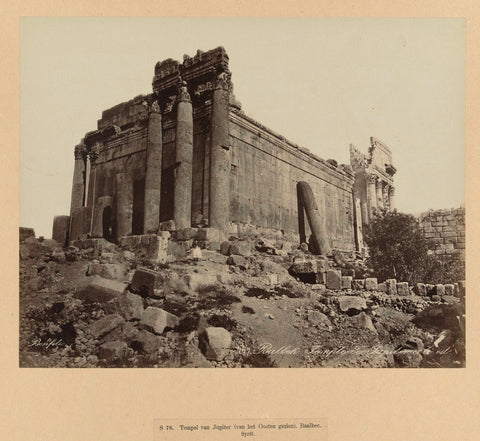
<box><xmin>389</xmin><ymin>186</ymin><xmax>396</xmax><ymax>211</ymax></box>
<box><xmin>209</xmin><ymin>73</ymin><xmax>231</xmax><ymax>231</ymax></box>
<box><xmin>116</xmin><ymin>173</ymin><xmax>133</xmax><ymax>237</ymax></box>
<box><xmin>376</xmin><ymin>180</ymin><xmax>384</xmax><ymax>209</ymax></box>
<box><xmin>366</xmin><ymin>174</ymin><xmax>377</xmax><ymax>220</ymax></box>
<box><xmin>70</xmin><ymin>144</ymin><xmax>86</xmax><ymax>216</ymax></box>
<box><xmin>173</xmin><ymin>86</ymin><xmax>193</xmax><ymax>229</ymax></box>
<box><xmin>143</xmin><ymin>104</ymin><xmax>163</xmax><ymax>233</ymax></box>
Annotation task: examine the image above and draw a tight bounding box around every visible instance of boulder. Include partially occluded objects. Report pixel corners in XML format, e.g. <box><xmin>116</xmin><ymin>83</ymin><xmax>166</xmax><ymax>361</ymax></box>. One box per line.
<box><xmin>87</xmin><ymin>263</ymin><xmax>126</xmax><ymax>280</ymax></box>
<box><xmin>307</xmin><ymin>310</ymin><xmax>332</xmax><ymax>330</ymax></box>
<box><xmin>88</xmin><ymin>314</ymin><xmax>125</xmax><ymax>339</ymax></box>
<box><xmin>76</xmin><ymin>276</ymin><xmax>127</xmax><ymax>303</ymax></box>
<box><xmin>228</xmin><ymin>241</ymin><xmax>252</xmax><ymax>257</ymax></box>
<box><xmin>114</xmin><ymin>291</ymin><xmax>144</xmax><ymax>321</ymax></box>
<box><xmin>140</xmin><ymin>307</ymin><xmax>179</xmax><ymax>335</ymax></box>
<box><xmin>397</xmin><ymin>282</ymin><xmax>410</xmax><ymax>296</ymax></box>
<box><xmin>196</xmin><ymin>228</ymin><xmax>221</xmax><ymax>242</ymax></box>
<box><xmin>220</xmin><ymin>241</ymin><xmax>231</xmax><ymax>255</ymax></box>
<box><xmin>98</xmin><ymin>341</ymin><xmax>128</xmax><ymax>361</ymax></box>
<box><xmin>326</xmin><ymin>270</ymin><xmax>342</xmax><ymax>290</ymax></box>
<box><xmin>338</xmin><ymin>296</ymin><xmax>367</xmax><ymax>314</ymax></box>
<box><xmin>341</xmin><ymin>276</ymin><xmax>352</xmax><ymax>290</ymax></box>
<box><xmin>365</xmin><ymin>278</ymin><xmax>378</xmax><ymax>291</ymax></box>
<box><xmin>199</xmin><ymin>327</ymin><xmax>232</xmax><ymax>361</ymax></box>
<box><xmin>19</xmin><ymin>227</ymin><xmax>35</xmax><ymax>242</ymax></box>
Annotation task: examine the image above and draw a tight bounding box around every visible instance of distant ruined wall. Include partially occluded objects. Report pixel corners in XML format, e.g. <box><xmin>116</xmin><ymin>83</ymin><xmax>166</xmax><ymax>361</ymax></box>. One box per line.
<box><xmin>419</xmin><ymin>207</ymin><xmax>465</xmax><ymax>262</ymax></box>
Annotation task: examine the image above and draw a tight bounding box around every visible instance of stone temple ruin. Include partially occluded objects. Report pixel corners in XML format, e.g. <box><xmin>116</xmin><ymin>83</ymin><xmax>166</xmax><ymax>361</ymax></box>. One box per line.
<box><xmin>52</xmin><ymin>47</ymin><xmax>396</xmax><ymax>254</ymax></box>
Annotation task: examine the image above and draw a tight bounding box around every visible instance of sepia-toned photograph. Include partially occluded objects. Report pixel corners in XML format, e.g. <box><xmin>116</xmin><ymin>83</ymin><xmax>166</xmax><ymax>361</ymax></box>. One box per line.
<box><xmin>19</xmin><ymin>17</ymin><xmax>465</xmax><ymax>368</ymax></box>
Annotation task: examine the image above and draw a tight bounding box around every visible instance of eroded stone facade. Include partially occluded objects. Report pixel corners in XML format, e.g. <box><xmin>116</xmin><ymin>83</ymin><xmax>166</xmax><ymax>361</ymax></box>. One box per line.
<box><xmin>61</xmin><ymin>47</ymin><xmax>397</xmax><ymax>252</ymax></box>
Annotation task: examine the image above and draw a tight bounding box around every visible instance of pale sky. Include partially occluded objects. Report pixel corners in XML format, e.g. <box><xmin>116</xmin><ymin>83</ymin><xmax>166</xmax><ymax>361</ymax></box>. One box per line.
<box><xmin>20</xmin><ymin>18</ymin><xmax>465</xmax><ymax>237</ymax></box>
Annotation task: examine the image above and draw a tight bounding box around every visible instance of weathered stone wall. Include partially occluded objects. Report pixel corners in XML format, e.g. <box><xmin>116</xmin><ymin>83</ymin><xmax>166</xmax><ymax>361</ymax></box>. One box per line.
<box><xmin>229</xmin><ymin>110</ymin><xmax>356</xmax><ymax>250</ymax></box>
<box><xmin>419</xmin><ymin>207</ymin><xmax>465</xmax><ymax>261</ymax></box>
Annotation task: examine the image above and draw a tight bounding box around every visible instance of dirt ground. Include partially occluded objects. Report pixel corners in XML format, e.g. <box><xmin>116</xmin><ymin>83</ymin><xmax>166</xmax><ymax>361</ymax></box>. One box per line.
<box><xmin>19</xmin><ymin>236</ymin><xmax>465</xmax><ymax>368</ymax></box>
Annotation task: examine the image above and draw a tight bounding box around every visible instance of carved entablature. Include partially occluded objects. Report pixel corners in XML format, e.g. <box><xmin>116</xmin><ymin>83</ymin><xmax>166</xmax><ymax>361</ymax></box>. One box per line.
<box><xmin>152</xmin><ymin>47</ymin><xmax>231</xmax><ymax>103</ymax></box>
<box><xmin>349</xmin><ymin>144</ymin><xmax>367</xmax><ymax>170</ymax></box>
<box><xmin>385</xmin><ymin>163</ymin><xmax>397</xmax><ymax>177</ymax></box>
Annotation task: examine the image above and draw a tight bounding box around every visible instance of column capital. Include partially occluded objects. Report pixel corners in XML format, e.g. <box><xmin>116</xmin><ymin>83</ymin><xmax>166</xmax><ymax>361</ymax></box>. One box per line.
<box><xmin>214</xmin><ymin>71</ymin><xmax>232</xmax><ymax>92</ymax></box>
<box><xmin>389</xmin><ymin>185</ymin><xmax>395</xmax><ymax>196</ymax></box>
<box><xmin>149</xmin><ymin>100</ymin><xmax>161</xmax><ymax>114</ymax></box>
<box><xmin>365</xmin><ymin>173</ymin><xmax>377</xmax><ymax>184</ymax></box>
<box><xmin>74</xmin><ymin>143</ymin><xmax>87</xmax><ymax>160</ymax></box>
<box><xmin>177</xmin><ymin>82</ymin><xmax>192</xmax><ymax>103</ymax></box>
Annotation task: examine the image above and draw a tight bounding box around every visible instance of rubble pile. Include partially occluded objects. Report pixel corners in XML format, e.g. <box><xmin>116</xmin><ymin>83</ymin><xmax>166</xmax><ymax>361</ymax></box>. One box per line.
<box><xmin>19</xmin><ymin>228</ymin><xmax>466</xmax><ymax>368</ymax></box>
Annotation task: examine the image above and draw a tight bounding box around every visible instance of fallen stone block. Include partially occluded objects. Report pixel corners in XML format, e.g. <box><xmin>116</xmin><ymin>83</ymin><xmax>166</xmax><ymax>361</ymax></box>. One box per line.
<box><xmin>19</xmin><ymin>227</ymin><xmax>35</xmax><ymax>242</ymax></box>
<box><xmin>187</xmin><ymin>273</ymin><xmax>219</xmax><ymax>291</ymax></box>
<box><xmin>386</xmin><ymin>279</ymin><xmax>397</xmax><ymax>295</ymax></box>
<box><xmin>435</xmin><ymin>284</ymin><xmax>445</xmax><ymax>296</ymax></box>
<box><xmin>352</xmin><ymin>279</ymin><xmax>365</xmax><ymax>290</ymax></box>
<box><xmin>19</xmin><ymin>244</ymin><xmax>30</xmax><ymax>260</ymax></box>
<box><xmin>199</xmin><ymin>327</ymin><xmax>232</xmax><ymax>361</ymax></box>
<box><xmin>397</xmin><ymin>282</ymin><xmax>410</xmax><ymax>296</ymax></box>
<box><xmin>394</xmin><ymin>350</ymin><xmax>422</xmax><ymax>368</ymax></box>
<box><xmin>219</xmin><ymin>241</ymin><xmax>230</xmax><ymax>255</ymax></box>
<box><xmin>88</xmin><ymin>314</ymin><xmax>125</xmax><ymax>339</ymax></box>
<box><xmin>98</xmin><ymin>341</ymin><xmax>128</xmax><ymax>362</ymax></box>
<box><xmin>131</xmin><ymin>330</ymin><xmax>162</xmax><ymax>354</ymax></box>
<box><xmin>114</xmin><ymin>291</ymin><xmax>144</xmax><ymax>321</ymax></box>
<box><xmin>350</xmin><ymin>312</ymin><xmax>377</xmax><ymax>333</ymax></box>
<box><xmin>444</xmin><ymin>284</ymin><xmax>455</xmax><ymax>296</ymax></box>
<box><xmin>52</xmin><ymin>215</ymin><xmax>70</xmax><ymax>247</ymax></box>
<box><xmin>118</xmin><ymin>233</ymin><xmax>170</xmax><ymax>263</ymax></box>
<box><xmin>326</xmin><ymin>270</ymin><xmax>342</xmax><ymax>290</ymax></box>
<box><xmin>342</xmin><ymin>275</ymin><xmax>352</xmax><ymax>289</ymax></box>
<box><xmin>158</xmin><ymin>220</ymin><xmax>176</xmax><ymax>231</ymax></box>
<box><xmin>176</xmin><ymin>227</ymin><xmax>198</xmax><ymax>241</ymax></box>
<box><xmin>377</xmin><ymin>282</ymin><xmax>387</xmax><ymax>293</ymax></box>
<box><xmin>338</xmin><ymin>296</ymin><xmax>367</xmax><ymax>314</ymax></box>
<box><xmin>87</xmin><ymin>263</ymin><xmax>126</xmax><ymax>280</ymax></box>
<box><xmin>140</xmin><ymin>307</ymin><xmax>179</xmax><ymax>335</ymax></box>
<box><xmin>76</xmin><ymin>276</ymin><xmax>127</xmax><ymax>303</ymax></box>
<box><xmin>226</xmin><ymin>255</ymin><xmax>249</xmax><ymax>269</ymax></box>
<box><xmin>365</xmin><ymin>278</ymin><xmax>378</xmax><ymax>291</ymax></box>
<box><xmin>416</xmin><ymin>283</ymin><xmax>426</xmax><ymax>296</ymax></box>
<box><xmin>316</xmin><ymin>259</ymin><xmax>331</xmax><ymax>273</ymax></box>
<box><xmin>196</xmin><ymin>228</ymin><xmax>221</xmax><ymax>242</ymax></box>
<box><xmin>291</xmin><ymin>259</ymin><xmax>317</xmax><ymax>274</ymax></box>
<box><xmin>130</xmin><ymin>268</ymin><xmax>164</xmax><ymax>298</ymax></box>
<box><xmin>315</xmin><ymin>272</ymin><xmax>326</xmax><ymax>284</ymax></box>
<box><xmin>228</xmin><ymin>241</ymin><xmax>252</xmax><ymax>257</ymax></box>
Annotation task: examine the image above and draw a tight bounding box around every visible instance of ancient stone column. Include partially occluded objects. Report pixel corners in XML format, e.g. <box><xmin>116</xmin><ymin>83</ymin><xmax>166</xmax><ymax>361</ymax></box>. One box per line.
<box><xmin>376</xmin><ymin>179</ymin><xmax>384</xmax><ymax>210</ymax></box>
<box><xmin>209</xmin><ymin>72</ymin><xmax>231</xmax><ymax>231</ymax></box>
<box><xmin>143</xmin><ymin>100</ymin><xmax>163</xmax><ymax>233</ymax></box>
<box><xmin>297</xmin><ymin>181</ymin><xmax>331</xmax><ymax>255</ymax></box>
<box><xmin>389</xmin><ymin>186</ymin><xmax>396</xmax><ymax>211</ymax></box>
<box><xmin>70</xmin><ymin>143</ymin><xmax>87</xmax><ymax>216</ymax></box>
<box><xmin>173</xmin><ymin>83</ymin><xmax>193</xmax><ymax>229</ymax></box>
<box><xmin>383</xmin><ymin>184</ymin><xmax>390</xmax><ymax>211</ymax></box>
<box><xmin>366</xmin><ymin>173</ymin><xmax>377</xmax><ymax>220</ymax></box>
<box><xmin>116</xmin><ymin>172</ymin><xmax>133</xmax><ymax>237</ymax></box>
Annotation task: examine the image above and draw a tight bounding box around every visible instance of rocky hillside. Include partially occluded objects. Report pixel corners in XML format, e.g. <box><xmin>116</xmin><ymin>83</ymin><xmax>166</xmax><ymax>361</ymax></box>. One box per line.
<box><xmin>19</xmin><ymin>231</ymin><xmax>465</xmax><ymax>368</ymax></box>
